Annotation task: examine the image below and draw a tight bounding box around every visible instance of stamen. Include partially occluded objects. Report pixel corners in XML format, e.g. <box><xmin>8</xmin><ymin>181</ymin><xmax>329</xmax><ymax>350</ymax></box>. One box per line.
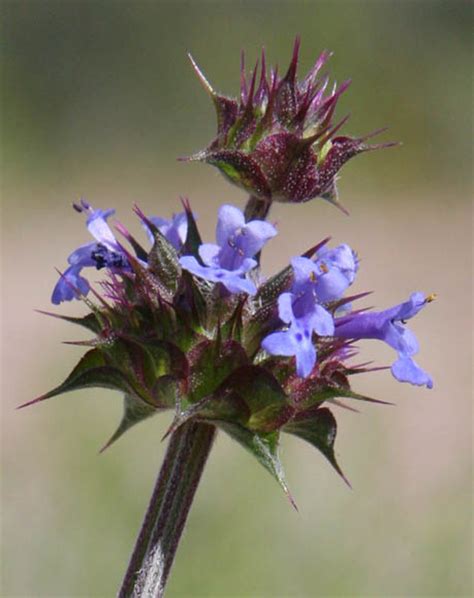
<box><xmin>319</xmin><ymin>261</ymin><xmax>329</xmax><ymax>274</ymax></box>
<box><xmin>425</xmin><ymin>293</ymin><xmax>437</xmax><ymax>303</ymax></box>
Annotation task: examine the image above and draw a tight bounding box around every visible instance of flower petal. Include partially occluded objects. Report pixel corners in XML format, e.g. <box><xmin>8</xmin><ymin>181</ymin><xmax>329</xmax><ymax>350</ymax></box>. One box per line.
<box><xmin>179</xmin><ymin>255</ymin><xmax>257</xmax><ymax>295</ymax></box>
<box><xmin>391</xmin><ymin>356</ymin><xmax>433</xmax><ymax>389</ymax></box>
<box><xmin>67</xmin><ymin>243</ymin><xmax>97</xmax><ymax>267</ymax></box>
<box><xmin>51</xmin><ymin>265</ymin><xmax>90</xmax><ymax>305</ymax></box>
<box><xmin>310</xmin><ymin>304</ymin><xmax>335</xmax><ymax>336</ymax></box>
<box><xmin>384</xmin><ymin>322</ymin><xmax>419</xmax><ymax>356</ymax></box>
<box><xmin>198</xmin><ymin>243</ymin><xmax>220</xmax><ymax>267</ymax></box>
<box><xmin>262</xmin><ymin>331</ymin><xmax>297</xmax><ymax>357</ymax></box>
<box><xmin>277</xmin><ymin>292</ymin><xmax>295</xmax><ymax>324</ymax></box>
<box><xmin>240</xmin><ymin>220</ymin><xmax>277</xmax><ymax>257</ymax></box>
<box><xmin>295</xmin><ymin>338</ymin><xmax>316</xmax><ymax>378</ymax></box>
<box><xmin>216</xmin><ymin>204</ymin><xmax>245</xmax><ymax>247</ymax></box>
<box><xmin>86</xmin><ymin>208</ymin><xmax>117</xmax><ymax>249</ymax></box>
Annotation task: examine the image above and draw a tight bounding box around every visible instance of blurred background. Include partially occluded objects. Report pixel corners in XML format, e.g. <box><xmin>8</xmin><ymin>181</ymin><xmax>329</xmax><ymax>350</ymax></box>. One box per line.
<box><xmin>1</xmin><ymin>1</ymin><xmax>472</xmax><ymax>596</ymax></box>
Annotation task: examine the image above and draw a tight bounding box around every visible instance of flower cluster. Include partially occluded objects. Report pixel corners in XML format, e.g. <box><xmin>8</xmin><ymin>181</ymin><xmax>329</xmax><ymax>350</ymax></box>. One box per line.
<box><xmin>30</xmin><ymin>40</ymin><xmax>433</xmax><ymax>497</ymax></box>
<box><xmin>186</xmin><ymin>37</ymin><xmax>396</xmax><ymax>215</ymax></box>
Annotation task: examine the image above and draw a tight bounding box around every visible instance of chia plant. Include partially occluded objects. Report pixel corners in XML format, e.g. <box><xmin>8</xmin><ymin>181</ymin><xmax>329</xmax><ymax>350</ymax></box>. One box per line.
<box><xmin>22</xmin><ymin>39</ymin><xmax>434</xmax><ymax>597</ymax></box>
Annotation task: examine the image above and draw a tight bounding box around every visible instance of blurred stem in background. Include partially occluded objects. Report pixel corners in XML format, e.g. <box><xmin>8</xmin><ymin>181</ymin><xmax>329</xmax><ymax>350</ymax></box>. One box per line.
<box><xmin>118</xmin><ymin>422</ymin><xmax>216</xmax><ymax>597</ymax></box>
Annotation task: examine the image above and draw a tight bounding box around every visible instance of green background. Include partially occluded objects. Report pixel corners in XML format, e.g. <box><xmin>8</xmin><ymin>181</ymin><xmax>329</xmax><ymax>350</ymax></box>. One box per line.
<box><xmin>1</xmin><ymin>1</ymin><xmax>472</xmax><ymax>596</ymax></box>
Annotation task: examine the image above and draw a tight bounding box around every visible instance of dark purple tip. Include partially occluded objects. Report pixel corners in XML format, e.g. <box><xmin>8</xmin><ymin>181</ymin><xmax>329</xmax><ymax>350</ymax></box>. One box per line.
<box><xmin>245</xmin><ymin>59</ymin><xmax>259</xmax><ymax>109</ymax></box>
<box><xmin>302</xmin><ymin>236</ymin><xmax>332</xmax><ymax>258</ymax></box>
<box><xmin>240</xmin><ymin>50</ymin><xmax>247</xmax><ymax>103</ymax></box>
<box><xmin>284</xmin><ymin>36</ymin><xmax>301</xmax><ymax>83</ymax></box>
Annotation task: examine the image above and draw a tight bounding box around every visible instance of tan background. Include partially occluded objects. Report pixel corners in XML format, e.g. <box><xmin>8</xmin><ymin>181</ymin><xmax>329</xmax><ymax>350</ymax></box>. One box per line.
<box><xmin>1</xmin><ymin>1</ymin><xmax>472</xmax><ymax>596</ymax></box>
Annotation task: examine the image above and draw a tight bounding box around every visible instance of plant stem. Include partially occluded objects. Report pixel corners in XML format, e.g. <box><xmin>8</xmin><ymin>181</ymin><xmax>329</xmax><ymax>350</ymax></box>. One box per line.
<box><xmin>244</xmin><ymin>195</ymin><xmax>272</xmax><ymax>221</ymax></box>
<box><xmin>118</xmin><ymin>422</ymin><xmax>216</xmax><ymax>598</ymax></box>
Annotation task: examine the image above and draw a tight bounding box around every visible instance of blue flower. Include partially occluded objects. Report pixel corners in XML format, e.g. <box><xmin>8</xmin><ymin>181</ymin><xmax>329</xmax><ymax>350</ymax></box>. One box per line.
<box><xmin>313</xmin><ymin>244</ymin><xmax>358</xmax><ymax>302</ymax></box>
<box><xmin>179</xmin><ymin>204</ymin><xmax>277</xmax><ymax>295</ymax></box>
<box><xmin>291</xmin><ymin>243</ymin><xmax>358</xmax><ymax>304</ymax></box>
<box><xmin>334</xmin><ymin>292</ymin><xmax>434</xmax><ymax>388</ymax></box>
<box><xmin>262</xmin><ymin>292</ymin><xmax>334</xmax><ymax>377</ymax></box>
<box><xmin>261</xmin><ymin>247</ymin><xmax>351</xmax><ymax>377</ymax></box>
<box><xmin>51</xmin><ymin>200</ymin><xmax>128</xmax><ymax>304</ymax></box>
<box><xmin>143</xmin><ymin>212</ymin><xmax>188</xmax><ymax>251</ymax></box>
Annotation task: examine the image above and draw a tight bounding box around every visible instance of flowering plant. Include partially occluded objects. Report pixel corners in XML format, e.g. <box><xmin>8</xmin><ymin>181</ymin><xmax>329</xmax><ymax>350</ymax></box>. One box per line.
<box><xmin>24</xmin><ymin>39</ymin><xmax>433</xmax><ymax>597</ymax></box>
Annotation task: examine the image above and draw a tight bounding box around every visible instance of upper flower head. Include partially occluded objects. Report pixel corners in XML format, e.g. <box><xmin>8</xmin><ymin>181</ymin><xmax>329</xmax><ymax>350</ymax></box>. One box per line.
<box><xmin>179</xmin><ymin>204</ymin><xmax>276</xmax><ymax>295</ymax></box>
<box><xmin>335</xmin><ymin>292</ymin><xmax>434</xmax><ymax>388</ymax></box>
<box><xmin>186</xmin><ymin>38</ymin><xmax>396</xmax><ymax>210</ymax></box>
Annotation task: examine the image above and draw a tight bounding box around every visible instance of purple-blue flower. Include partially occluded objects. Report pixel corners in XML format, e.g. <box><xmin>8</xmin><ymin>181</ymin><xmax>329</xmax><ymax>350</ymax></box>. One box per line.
<box><xmin>262</xmin><ymin>292</ymin><xmax>334</xmax><ymax>377</ymax></box>
<box><xmin>143</xmin><ymin>212</ymin><xmax>188</xmax><ymax>251</ymax></box>
<box><xmin>261</xmin><ymin>246</ymin><xmax>354</xmax><ymax>377</ymax></box>
<box><xmin>313</xmin><ymin>244</ymin><xmax>358</xmax><ymax>302</ymax></box>
<box><xmin>51</xmin><ymin>200</ymin><xmax>128</xmax><ymax>304</ymax></box>
<box><xmin>334</xmin><ymin>292</ymin><xmax>434</xmax><ymax>388</ymax></box>
<box><xmin>179</xmin><ymin>204</ymin><xmax>277</xmax><ymax>295</ymax></box>
<box><xmin>291</xmin><ymin>244</ymin><xmax>358</xmax><ymax>304</ymax></box>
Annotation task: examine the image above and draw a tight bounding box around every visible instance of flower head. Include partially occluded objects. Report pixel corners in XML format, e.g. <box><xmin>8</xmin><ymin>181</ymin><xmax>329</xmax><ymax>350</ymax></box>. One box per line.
<box><xmin>33</xmin><ymin>40</ymin><xmax>433</xmax><ymax>512</ymax></box>
<box><xmin>335</xmin><ymin>292</ymin><xmax>434</xmax><ymax>388</ymax></box>
<box><xmin>179</xmin><ymin>204</ymin><xmax>276</xmax><ymax>295</ymax></box>
<box><xmin>186</xmin><ymin>38</ymin><xmax>396</xmax><ymax>211</ymax></box>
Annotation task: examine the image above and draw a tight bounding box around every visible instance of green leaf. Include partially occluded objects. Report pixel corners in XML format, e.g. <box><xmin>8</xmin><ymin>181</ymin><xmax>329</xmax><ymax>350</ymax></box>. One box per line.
<box><xmin>144</xmin><ymin>339</ymin><xmax>189</xmax><ymax>380</ymax></box>
<box><xmin>204</xmin><ymin>150</ymin><xmax>271</xmax><ymax>198</ymax></box>
<box><xmin>188</xmin><ymin>339</ymin><xmax>249</xmax><ymax>402</ymax></box>
<box><xmin>221</xmin><ymin>366</ymin><xmax>293</xmax><ymax>433</ymax></box>
<box><xmin>147</xmin><ymin>229</ymin><xmax>181</xmax><ymax>292</ymax></box>
<box><xmin>220</xmin><ymin>299</ymin><xmax>245</xmax><ymax>343</ymax></box>
<box><xmin>173</xmin><ymin>270</ymin><xmax>208</xmax><ymax>333</ymax></box>
<box><xmin>100</xmin><ymin>393</ymin><xmax>160</xmax><ymax>452</ymax></box>
<box><xmin>152</xmin><ymin>375</ymin><xmax>181</xmax><ymax>409</ymax></box>
<box><xmin>182</xmin><ymin>198</ymin><xmax>203</xmax><ymax>260</ymax></box>
<box><xmin>36</xmin><ymin>310</ymin><xmax>102</xmax><ymax>333</ymax></box>
<box><xmin>245</xmin><ymin>267</ymin><xmax>293</xmax><ymax>355</ymax></box>
<box><xmin>162</xmin><ymin>390</ymin><xmax>248</xmax><ymax>441</ymax></box>
<box><xmin>291</xmin><ymin>380</ymin><xmax>393</xmax><ymax>409</ymax></box>
<box><xmin>284</xmin><ymin>407</ymin><xmax>350</xmax><ymax>486</ymax></box>
<box><xmin>103</xmin><ymin>336</ymin><xmax>187</xmax><ymax>408</ymax></box>
<box><xmin>19</xmin><ymin>349</ymin><xmax>152</xmax><ymax>409</ymax></box>
<box><xmin>104</xmin><ymin>337</ymin><xmax>158</xmax><ymax>388</ymax></box>
<box><xmin>218</xmin><ymin>422</ymin><xmax>296</xmax><ymax>507</ymax></box>
<box><xmin>253</xmin><ymin>264</ymin><xmax>293</xmax><ymax>307</ymax></box>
